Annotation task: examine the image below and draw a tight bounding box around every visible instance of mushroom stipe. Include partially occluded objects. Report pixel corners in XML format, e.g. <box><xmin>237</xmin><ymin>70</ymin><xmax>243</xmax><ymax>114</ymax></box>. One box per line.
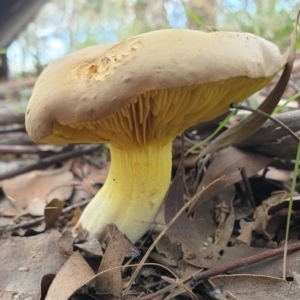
<box><xmin>25</xmin><ymin>29</ymin><xmax>286</xmax><ymax>243</ymax></box>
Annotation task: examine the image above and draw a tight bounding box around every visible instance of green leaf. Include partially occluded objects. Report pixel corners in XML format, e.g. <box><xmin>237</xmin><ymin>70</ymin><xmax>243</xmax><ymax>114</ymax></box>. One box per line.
<box><xmin>182</xmin><ymin>3</ymin><xmax>205</xmax><ymax>27</ymax></box>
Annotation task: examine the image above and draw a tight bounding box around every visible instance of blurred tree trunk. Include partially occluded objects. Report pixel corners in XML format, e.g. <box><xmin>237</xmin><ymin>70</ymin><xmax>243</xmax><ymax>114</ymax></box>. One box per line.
<box><xmin>0</xmin><ymin>53</ymin><xmax>8</xmax><ymax>80</ymax></box>
<box><xmin>186</xmin><ymin>0</ymin><xmax>215</xmax><ymax>29</ymax></box>
<box><xmin>132</xmin><ymin>0</ymin><xmax>168</xmax><ymax>33</ymax></box>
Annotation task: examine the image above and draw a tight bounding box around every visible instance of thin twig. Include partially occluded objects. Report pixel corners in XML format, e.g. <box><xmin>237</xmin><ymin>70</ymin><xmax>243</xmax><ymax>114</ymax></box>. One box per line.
<box><xmin>192</xmin><ymin>241</ymin><xmax>300</xmax><ymax>284</ymax></box>
<box><xmin>139</xmin><ymin>240</ymin><xmax>300</xmax><ymax>299</ymax></box>
<box><xmin>0</xmin><ymin>126</ymin><xmax>26</xmax><ymax>134</ymax></box>
<box><xmin>0</xmin><ymin>144</ymin><xmax>55</xmax><ymax>154</ymax></box>
<box><xmin>0</xmin><ymin>198</ymin><xmax>91</xmax><ymax>233</ymax></box>
<box><xmin>230</xmin><ymin>103</ymin><xmax>299</xmax><ymax>141</ymax></box>
<box><xmin>0</xmin><ymin>144</ymin><xmax>102</xmax><ymax>181</ymax></box>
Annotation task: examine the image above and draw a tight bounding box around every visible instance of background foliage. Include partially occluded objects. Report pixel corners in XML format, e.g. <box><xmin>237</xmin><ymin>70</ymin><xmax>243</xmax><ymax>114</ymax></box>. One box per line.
<box><xmin>7</xmin><ymin>0</ymin><xmax>299</xmax><ymax>75</ymax></box>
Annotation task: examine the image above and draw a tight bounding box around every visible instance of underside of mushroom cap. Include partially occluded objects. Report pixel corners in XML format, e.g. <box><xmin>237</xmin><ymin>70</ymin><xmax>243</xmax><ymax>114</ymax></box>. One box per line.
<box><xmin>25</xmin><ymin>29</ymin><xmax>286</xmax><ymax>145</ymax></box>
<box><xmin>41</xmin><ymin>76</ymin><xmax>273</xmax><ymax>148</ymax></box>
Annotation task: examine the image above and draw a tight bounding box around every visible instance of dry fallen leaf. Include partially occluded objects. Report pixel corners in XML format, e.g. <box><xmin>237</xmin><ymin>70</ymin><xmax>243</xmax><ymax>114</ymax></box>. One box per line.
<box><xmin>40</xmin><ymin>273</ymin><xmax>56</xmax><ymax>300</ymax></box>
<box><xmin>72</xmin><ymin>159</ymin><xmax>109</xmax><ymax>195</ymax></box>
<box><xmin>0</xmin><ymin>291</ymin><xmax>19</xmax><ymax>300</ymax></box>
<box><xmin>192</xmin><ymin>185</ymin><xmax>236</xmax><ymax>247</ymax></box>
<box><xmin>0</xmin><ymin>196</ymin><xmax>19</xmax><ymax>219</ymax></box>
<box><xmin>188</xmin><ymin>147</ymin><xmax>273</xmax><ymax>214</ymax></box>
<box><xmin>253</xmin><ymin>191</ymin><xmax>289</xmax><ymax>219</ymax></box>
<box><xmin>75</xmin><ymin>238</ymin><xmax>103</xmax><ymax>257</ymax></box>
<box><xmin>1</xmin><ymin>164</ymin><xmax>74</xmax><ymax>216</ymax></box>
<box><xmin>154</xmin><ymin>234</ymin><xmax>185</xmax><ymax>269</ymax></box>
<box><xmin>95</xmin><ymin>224</ymin><xmax>139</xmax><ymax>295</ymax></box>
<box><xmin>164</xmin><ymin>150</ymin><xmax>267</xmax><ymax>269</ymax></box>
<box><xmin>210</xmin><ymin>274</ymin><xmax>300</xmax><ymax>300</ymax></box>
<box><xmin>252</xmin><ymin>194</ymin><xmax>300</xmax><ymax>241</ymax></box>
<box><xmin>45</xmin><ymin>251</ymin><xmax>95</xmax><ymax>300</ymax></box>
<box><xmin>247</xmin><ymin>134</ymin><xmax>299</xmax><ymax>160</ymax></box>
<box><xmin>0</xmin><ymin>230</ymin><xmax>68</xmax><ymax>300</ymax></box>
<box><xmin>164</xmin><ymin>153</ymin><xmax>231</xmax><ymax>268</ymax></box>
<box><xmin>20</xmin><ymin>198</ymin><xmax>65</xmax><ymax>235</ymax></box>
<box><xmin>235</xmin><ymin>220</ymin><xmax>253</xmax><ymax>246</ymax></box>
<box><xmin>58</xmin><ymin>231</ymin><xmax>74</xmax><ymax>257</ymax></box>
<box><xmin>238</xmin><ymin>110</ymin><xmax>300</xmax><ymax>148</ymax></box>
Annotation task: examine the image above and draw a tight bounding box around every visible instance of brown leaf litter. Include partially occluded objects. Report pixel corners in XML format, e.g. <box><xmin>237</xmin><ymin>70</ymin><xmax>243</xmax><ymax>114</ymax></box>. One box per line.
<box><xmin>1</xmin><ymin>14</ymin><xmax>300</xmax><ymax>300</ymax></box>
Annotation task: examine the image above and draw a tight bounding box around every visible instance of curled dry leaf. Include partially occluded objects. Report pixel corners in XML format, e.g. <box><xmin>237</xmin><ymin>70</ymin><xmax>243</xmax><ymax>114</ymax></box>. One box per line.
<box><xmin>266</xmin><ymin>197</ymin><xmax>300</xmax><ymax>239</ymax></box>
<box><xmin>58</xmin><ymin>231</ymin><xmax>74</xmax><ymax>257</ymax></box>
<box><xmin>209</xmin><ymin>274</ymin><xmax>300</xmax><ymax>300</ymax></box>
<box><xmin>188</xmin><ymin>147</ymin><xmax>273</xmax><ymax>215</ymax></box>
<box><xmin>75</xmin><ymin>238</ymin><xmax>103</xmax><ymax>257</ymax></box>
<box><xmin>0</xmin><ymin>230</ymin><xmax>68</xmax><ymax>300</ymax></box>
<box><xmin>21</xmin><ymin>198</ymin><xmax>65</xmax><ymax>235</ymax></box>
<box><xmin>71</xmin><ymin>206</ymin><xmax>82</xmax><ymax>225</ymax></box>
<box><xmin>1</xmin><ymin>165</ymin><xmax>74</xmax><ymax>216</ymax></box>
<box><xmin>44</xmin><ymin>199</ymin><xmax>65</xmax><ymax>229</ymax></box>
<box><xmin>164</xmin><ymin>148</ymin><xmax>269</xmax><ymax>269</ymax></box>
<box><xmin>45</xmin><ymin>251</ymin><xmax>95</xmax><ymax>300</ymax></box>
<box><xmin>235</xmin><ymin>220</ymin><xmax>253</xmax><ymax>246</ymax></box>
<box><xmin>253</xmin><ymin>192</ymin><xmax>298</xmax><ymax>239</ymax></box>
<box><xmin>95</xmin><ymin>224</ymin><xmax>139</xmax><ymax>295</ymax></box>
<box><xmin>253</xmin><ymin>191</ymin><xmax>289</xmax><ymax>219</ymax></box>
<box><xmin>40</xmin><ymin>274</ymin><xmax>56</xmax><ymax>300</ymax></box>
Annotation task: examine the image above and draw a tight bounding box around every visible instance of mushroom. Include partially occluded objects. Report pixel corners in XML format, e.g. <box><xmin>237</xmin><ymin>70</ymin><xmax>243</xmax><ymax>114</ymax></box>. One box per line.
<box><xmin>25</xmin><ymin>29</ymin><xmax>286</xmax><ymax>243</ymax></box>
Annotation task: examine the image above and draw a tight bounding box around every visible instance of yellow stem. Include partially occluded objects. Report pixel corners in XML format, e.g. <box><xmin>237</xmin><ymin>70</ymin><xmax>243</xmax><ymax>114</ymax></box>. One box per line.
<box><xmin>74</xmin><ymin>141</ymin><xmax>172</xmax><ymax>243</ymax></box>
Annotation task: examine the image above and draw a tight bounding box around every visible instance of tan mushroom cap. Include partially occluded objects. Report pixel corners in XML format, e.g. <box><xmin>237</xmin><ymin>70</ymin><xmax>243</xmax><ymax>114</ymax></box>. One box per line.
<box><xmin>26</xmin><ymin>29</ymin><xmax>286</xmax><ymax>146</ymax></box>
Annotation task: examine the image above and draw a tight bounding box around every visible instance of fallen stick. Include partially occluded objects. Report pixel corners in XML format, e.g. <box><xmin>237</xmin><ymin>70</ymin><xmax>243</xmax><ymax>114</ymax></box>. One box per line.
<box><xmin>0</xmin><ymin>144</ymin><xmax>102</xmax><ymax>180</ymax></box>
<box><xmin>0</xmin><ymin>198</ymin><xmax>91</xmax><ymax>233</ymax></box>
<box><xmin>140</xmin><ymin>241</ymin><xmax>300</xmax><ymax>299</ymax></box>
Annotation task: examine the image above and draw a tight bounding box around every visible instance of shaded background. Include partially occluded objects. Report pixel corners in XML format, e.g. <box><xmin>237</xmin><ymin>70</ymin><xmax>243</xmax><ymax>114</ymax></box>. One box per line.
<box><xmin>1</xmin><ymin>0</ymin><xmax>299</xmax><ymax>78</ymax></box>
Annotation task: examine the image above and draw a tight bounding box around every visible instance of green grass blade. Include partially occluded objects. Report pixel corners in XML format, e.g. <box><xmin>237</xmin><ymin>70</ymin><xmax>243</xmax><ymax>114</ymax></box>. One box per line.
<box><xmin>283</xmin><ymin>139</ymin><xmax>300</xmax><ymax>279</ymax></box>
<box><xmin>181</xmin><ymin>0</ymin><xmax>205</xmax><ymax>27</ymax></box>
<box><xmin>272</xmin><ymin>91</ymin><xmax>300</xmax><ymax>114</ymax></box>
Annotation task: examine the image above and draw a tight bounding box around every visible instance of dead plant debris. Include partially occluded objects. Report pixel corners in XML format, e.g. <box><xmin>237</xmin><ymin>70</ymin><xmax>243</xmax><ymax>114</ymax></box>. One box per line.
<box><xmin>1</xmin><ymin>16</ymin><xmax>300</xmax><ymax>300</ymax></box>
